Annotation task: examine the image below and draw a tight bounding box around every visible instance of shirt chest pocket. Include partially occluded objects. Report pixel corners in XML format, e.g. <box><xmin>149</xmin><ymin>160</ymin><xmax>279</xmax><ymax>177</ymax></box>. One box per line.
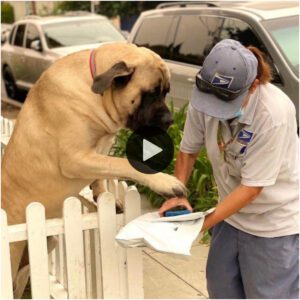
<box><xmin>224</xmin><ymin>140</ymin><xmax>246</xmax><ymax>179</ymax></box>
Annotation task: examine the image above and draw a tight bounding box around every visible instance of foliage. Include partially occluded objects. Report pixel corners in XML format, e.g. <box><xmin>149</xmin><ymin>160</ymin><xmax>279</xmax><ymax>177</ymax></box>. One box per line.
<box><xmin>1</xmin><ymin>2</ymin><xmax>14</xmax><ymax>24</ymax></box>
<box><xmin>53</xmin><ymin>1</ymin><xmax>91</xmax><ymax>15</ymax></box>
<box><xmin>98</xmin><ymin>1</ymin><xmax>164</xmax><ymax>18</ymax></box>
<box><xmin>111</xmin><ymin>103</ymin><xmax>218</xmax><ymax>212</ymax></box>
<box><xmin>52</xmin><ymin>1</ymin><xmax>164</xmax><ymax>18</ymax></box>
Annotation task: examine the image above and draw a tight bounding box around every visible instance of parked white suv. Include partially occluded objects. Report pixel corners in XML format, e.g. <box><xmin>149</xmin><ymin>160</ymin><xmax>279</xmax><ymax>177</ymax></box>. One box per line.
<box><xmin>1</xmin><ymin>13</ymin><xmax>126</xmax><ymax>100</ymax></box>
<box><xmin>129</xmin><ymin>1</ymin><xmax>299</xmax><ymax>116</ymax></box>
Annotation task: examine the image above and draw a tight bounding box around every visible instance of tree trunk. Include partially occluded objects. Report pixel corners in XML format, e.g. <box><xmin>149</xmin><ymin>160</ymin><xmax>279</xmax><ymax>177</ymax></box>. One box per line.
<box><xmin>31</xmin><ymin>1</ymin><xmax>36</xmax><ymax>15</ymax></box>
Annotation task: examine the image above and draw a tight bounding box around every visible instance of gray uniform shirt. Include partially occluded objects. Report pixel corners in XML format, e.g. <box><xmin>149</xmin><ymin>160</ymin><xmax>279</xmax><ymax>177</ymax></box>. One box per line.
<box><xmin>180</xmin><ymin>83</ymin><xmax>299</xmax><ymax>237</ymax></box>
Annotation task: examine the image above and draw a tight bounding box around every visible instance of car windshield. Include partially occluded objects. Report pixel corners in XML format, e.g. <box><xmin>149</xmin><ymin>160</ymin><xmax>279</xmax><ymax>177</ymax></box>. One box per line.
<box><xmin>262</xmin><ymin>15</ymin><xmax>299</xmax><ymax>77</ymax></box>
<box><xmin>42</xmin><ymin>19</ymin><xmax>125</xmax><ymax>48</ymax></box>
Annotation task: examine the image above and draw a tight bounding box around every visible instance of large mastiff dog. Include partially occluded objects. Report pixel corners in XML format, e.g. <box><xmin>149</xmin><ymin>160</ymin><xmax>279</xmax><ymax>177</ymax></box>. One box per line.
<box><xmin>1</xmin><ymin>42</ymin><xmax>186</xmax><ymax>295</ymax></box>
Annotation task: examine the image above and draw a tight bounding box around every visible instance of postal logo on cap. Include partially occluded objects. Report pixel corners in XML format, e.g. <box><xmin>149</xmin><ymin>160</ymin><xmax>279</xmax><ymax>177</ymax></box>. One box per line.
<box><xmin>211</xmin><ymin>72</ymin><xmax>234</xmax><ymax>89</ymax></box>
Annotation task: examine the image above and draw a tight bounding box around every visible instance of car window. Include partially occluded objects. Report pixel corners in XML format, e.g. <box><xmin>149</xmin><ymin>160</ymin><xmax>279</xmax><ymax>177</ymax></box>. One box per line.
<box><xmin>133</xmin><ymin>16</ymin><xmax>175</xmax><ymax>59</ymax></box>
<box><xmin>262</xmin><ymin>16</ymin><xmax>299</xmax><ymax>77</ymax></box>
<box><xmin>14</xmin><ymin>24</ymin><xmax>26</xmax><ymax>47</ymax></box>
<box><xmin>220</xmin><ymin>17</ymin><xmax>278</xmax><ymax>82</ymax></box>
<box><xmin>171</xmin><ymin>15</ymin><xmax>223</xmax><ymax>66</ymax></box>
<box><xmin>220</xmin><ymin>18</ymin><xmax>270</xmax><ymax>55</ymax></box>
<box><xmin>25</xmin><ymin>24</ymin><xmax>40</xmax><ymax>49</ymax></box>
<box><xmin>42</xmin><ymin>19</ymin><xmax>124</xmax><ymax>49</ymax></box>
<box><xmin>9</xmin><ymin>25</ymin><xmax>16</xmax><ymax>44</ymax></box>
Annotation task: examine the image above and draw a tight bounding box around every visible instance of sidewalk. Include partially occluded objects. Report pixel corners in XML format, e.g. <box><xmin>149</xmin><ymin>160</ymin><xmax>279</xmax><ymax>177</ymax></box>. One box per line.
<box><xmin>141</xmin><ymin>195</ymin><xmax>209</xmax><ymax>299</ymax></box>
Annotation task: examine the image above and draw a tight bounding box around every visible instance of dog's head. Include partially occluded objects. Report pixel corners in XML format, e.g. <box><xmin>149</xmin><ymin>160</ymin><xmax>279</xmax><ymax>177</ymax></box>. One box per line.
<box><xmin>91</xmin><ymin>43</ymin><xmax>172</xmax><ymax>131</ymax></box>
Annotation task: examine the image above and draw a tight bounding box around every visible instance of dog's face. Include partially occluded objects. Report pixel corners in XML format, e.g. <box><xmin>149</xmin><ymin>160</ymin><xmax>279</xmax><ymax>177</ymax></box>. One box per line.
<box><xmin>91</xmin><ymin>43</ymin><xmax>172</xmax><ymax>131</ymax></box>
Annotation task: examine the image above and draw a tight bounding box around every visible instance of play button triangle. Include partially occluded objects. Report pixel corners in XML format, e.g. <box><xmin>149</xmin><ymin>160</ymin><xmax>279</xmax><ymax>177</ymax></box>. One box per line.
<box><xmin>143</xmin><ymin>139</ymin><xmax>163</xmax><ymax>162</ymax></box>
<box><xmin>126</xmin><ymin>126</ymin><xmax>174</xmax><ymax>174</ymax></box>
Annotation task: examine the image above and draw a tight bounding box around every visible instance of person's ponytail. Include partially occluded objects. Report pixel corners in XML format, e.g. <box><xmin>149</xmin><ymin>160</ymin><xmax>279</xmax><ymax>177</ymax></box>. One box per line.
<box><xmin>248</xmin><ymin>46</ymin><xmax>273</xmax><ymax>84</ymax></box>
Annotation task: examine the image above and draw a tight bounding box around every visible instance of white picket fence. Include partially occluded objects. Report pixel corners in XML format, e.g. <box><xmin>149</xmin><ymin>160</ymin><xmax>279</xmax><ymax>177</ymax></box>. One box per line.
<box><xmin>1</xmin><ymin>116</ymin><xmax>15</xmax><ymax>157</ymax></box>
<box><xmin>2</xmin><ymin>182</ymin><xmax>144</xmax><ymax>299</ymax></box>
<box><xmin>1</xmin><ymin>117</ymin><xmax>144</xmax><ymax>299</ymax></box>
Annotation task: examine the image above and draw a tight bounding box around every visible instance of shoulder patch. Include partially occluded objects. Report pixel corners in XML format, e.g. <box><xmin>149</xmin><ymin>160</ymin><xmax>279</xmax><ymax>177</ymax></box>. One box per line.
<box><xmin>237</xmin><ymin>129</ymin><xmax>253</xmax><ymax>144</ymax></box>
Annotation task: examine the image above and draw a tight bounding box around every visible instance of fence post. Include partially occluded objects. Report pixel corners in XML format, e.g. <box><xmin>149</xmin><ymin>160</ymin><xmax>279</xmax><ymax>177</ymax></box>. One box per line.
<box><xmin>97</xmin><ymin>192</ymin><xmax>120</xmax><ymax>298</ymax></box>
<box><xmin>117</xmin><ymin>181</ymin><xmax>128</xmax><ymax>298</ymax></box>
<box><xmin>26</xmin><ymin>202</ymin><xmax>50</xmax><ymax>299</ymax></box>
<box><xmin>124</xmin><ymin>186</ymin><xmax>144</xmax><ymax>299</ymax></box>
<box><xmin>83</xmin><ymin>207</ymin><xmax>93</xmax><ymax>298</ymax></box>
<box><xmin>93</xmin><ymin>228</ymin><xmax>103</xmax><ymax>298</ymax></box>
<box><xmin>63</xmin><ymin>197</ymin><xmax>86</xmax><ymax>298</ymax></box>
<box><xmin>1</xmin><ymin>209</ymin><xmax>14</xmax><ymax>299</ymax></box>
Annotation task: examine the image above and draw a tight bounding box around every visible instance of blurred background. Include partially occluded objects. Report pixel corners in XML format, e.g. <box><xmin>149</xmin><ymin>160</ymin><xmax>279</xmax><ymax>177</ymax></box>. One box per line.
<box><xmin>1</xmin><ymin>1</ymin><xmax>164</xmax><ymax>38</ymax></box>
<box><xmin>1</xmin><ymin>3</ymin><xmax>299</xmax><ymax>297</ymax></box>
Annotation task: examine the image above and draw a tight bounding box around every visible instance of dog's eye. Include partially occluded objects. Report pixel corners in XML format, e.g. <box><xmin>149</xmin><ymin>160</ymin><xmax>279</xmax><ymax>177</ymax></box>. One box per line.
<box><xmin>131</xmin><ymin>100</ymin><xmax>135</xmax><ymax>104</ymax></box>
<box><xmin>148</xmin><ymin>86</ymin><xmax>161</xmax><ymax>99</ymax></box>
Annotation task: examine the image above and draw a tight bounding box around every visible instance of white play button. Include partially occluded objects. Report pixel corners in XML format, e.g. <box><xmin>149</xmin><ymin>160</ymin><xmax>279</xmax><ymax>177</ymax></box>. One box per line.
<box><xmin>126</xmin><ymin>127</ymin><xmax>174</xmax><ymax>174</ymax></box>
<box><xmin>143</xmin><ymin>139</ymin><xmax>163</xmax><ymax>162</ymax></box>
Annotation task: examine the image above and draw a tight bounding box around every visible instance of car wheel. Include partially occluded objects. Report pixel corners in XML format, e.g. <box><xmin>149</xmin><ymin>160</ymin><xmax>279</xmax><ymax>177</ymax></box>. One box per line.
<box><xmin>3</xmin><ymin>66</ymin><xmax>19</xmax><ymax>99</ymax></box>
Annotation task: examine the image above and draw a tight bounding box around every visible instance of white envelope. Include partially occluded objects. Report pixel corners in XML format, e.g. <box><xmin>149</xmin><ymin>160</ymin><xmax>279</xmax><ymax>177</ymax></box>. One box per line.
<box><xmin>115</xmin><ymin>208</ymin><xmax>215</xmax><ymax>256</ymax></box>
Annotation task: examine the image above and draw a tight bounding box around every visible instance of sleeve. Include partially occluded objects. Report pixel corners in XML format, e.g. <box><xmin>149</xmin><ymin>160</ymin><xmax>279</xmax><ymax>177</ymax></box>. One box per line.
<box><xmin>180</xmin><ymin>103</ymin><xmax>205</xmax><ymax>154</ymax></box>
<box><xmin>241</xmin><ymin>124</ymin><xmax>289</xmax><ymax>187</ymax></box>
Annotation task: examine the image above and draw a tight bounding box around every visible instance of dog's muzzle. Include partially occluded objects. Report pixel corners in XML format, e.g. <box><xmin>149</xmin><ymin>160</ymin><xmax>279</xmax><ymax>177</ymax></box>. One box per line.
<box><xmin>127</xmin><ymin>105</ymin><xmax>173</xmax><ymax>132</ymax></box>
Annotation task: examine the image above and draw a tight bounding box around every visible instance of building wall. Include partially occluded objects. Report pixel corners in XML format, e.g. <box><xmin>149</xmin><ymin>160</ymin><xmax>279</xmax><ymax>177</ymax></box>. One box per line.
<box><xmin>7</xmin><ymin>1</ymin><xmax>55</xmax><ymax>21</ymax></box>
<box><xmin>5</xmin><ymin>1</ymin><xmax>121</xmax><ymax>29</ymax></box>
<box><xmin>35</xmin><ymin>1</ymin><xmax>55</xmax><ymax>16</ymax></box>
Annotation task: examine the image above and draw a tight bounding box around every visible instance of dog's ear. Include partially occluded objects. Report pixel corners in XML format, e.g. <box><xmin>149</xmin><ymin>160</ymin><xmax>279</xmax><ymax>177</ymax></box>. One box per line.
<box><xmin>91</xmin><ymin>61</ymin><xmax>134</xmax><ymax>95</ymax></box>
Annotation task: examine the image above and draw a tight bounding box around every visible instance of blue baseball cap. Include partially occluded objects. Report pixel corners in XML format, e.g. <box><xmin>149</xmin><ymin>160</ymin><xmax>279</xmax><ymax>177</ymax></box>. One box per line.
<box><xmin>191</xmin><ymin>39</ymin><xmax>258</xmax><ymax>119</ymax></box>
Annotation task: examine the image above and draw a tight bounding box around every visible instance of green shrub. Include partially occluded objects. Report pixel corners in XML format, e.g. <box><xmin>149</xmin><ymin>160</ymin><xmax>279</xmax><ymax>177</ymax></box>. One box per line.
<box><xmin>111</xmin><ymin>102</ymin><xmax>218</xmax><ymax>212</ymax></box>
<box><xmin>1</xmin><ymin>2</ymin><xmax>14</xmax><ymax>24</ymax></box>
<box><xmin>53</xmin><ymin>1</ymin><xmax>90</xmax><ymax>15</ymax></box>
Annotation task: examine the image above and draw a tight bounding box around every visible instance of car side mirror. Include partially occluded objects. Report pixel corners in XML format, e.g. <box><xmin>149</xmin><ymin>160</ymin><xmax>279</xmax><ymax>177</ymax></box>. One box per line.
<box><xmin>30</xmin><ymin>40</ymin><xmax>42</xmax><ymax>52</ymax></box>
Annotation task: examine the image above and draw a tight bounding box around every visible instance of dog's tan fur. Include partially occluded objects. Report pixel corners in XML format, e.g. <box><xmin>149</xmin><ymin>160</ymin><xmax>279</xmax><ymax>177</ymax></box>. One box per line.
<box><xmin>1</xmin><ymin>43</ymin><xmax>186</xmax><ymax>287</ymax></box>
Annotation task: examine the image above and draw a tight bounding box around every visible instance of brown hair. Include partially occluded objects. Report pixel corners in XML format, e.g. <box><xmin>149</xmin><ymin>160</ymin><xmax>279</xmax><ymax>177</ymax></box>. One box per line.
<box><xmin>247</xmin><ymin>46</ymin><xmax>273</xmax><ymax>84</ymax></box>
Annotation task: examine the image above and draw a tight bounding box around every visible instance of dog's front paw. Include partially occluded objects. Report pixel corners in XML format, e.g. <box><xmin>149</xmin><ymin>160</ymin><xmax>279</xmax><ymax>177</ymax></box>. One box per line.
<box><xmin>145</xmin><ymin>173</ymin><xmax>187</xmax><ymax>198</ymax></box>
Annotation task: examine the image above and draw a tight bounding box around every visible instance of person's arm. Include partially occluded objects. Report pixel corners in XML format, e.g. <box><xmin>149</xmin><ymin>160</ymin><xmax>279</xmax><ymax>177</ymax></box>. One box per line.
<box><xmin>159</xmin><ymin>151</ymin><xmax>263</xmax><ymax>224</ymax></box>
<box><xmin>159</xmin><ymin>150</ymin><xmax>197</xmax><ymax>216</ymax></box>
<box><xmin>175</xmin><ymin>151</ymin><xmax>198</xmax><ymax>184</ymax></box>
<box><xmin>202</xmin><ymin>184</ymin><xmax>263</xmax><ymax>231</ymax></box>
<box><xmin>159</xmin><ymin>103</ymin><xmax>204</xmax><ymax>216</ymax></box>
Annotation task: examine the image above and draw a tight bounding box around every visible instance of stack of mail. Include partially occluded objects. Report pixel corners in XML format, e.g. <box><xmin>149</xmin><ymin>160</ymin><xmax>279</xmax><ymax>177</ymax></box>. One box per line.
<box><xmin>115</xmin><ymin>208</ymin><xmax>215</xmax><ymax>255</ymax></box>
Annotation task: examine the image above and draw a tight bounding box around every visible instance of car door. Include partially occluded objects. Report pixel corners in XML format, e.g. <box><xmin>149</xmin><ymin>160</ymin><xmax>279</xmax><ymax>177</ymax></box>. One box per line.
<box><xmin>168</xmin><ymin>15</ymin><xmax>225</xmax><ymax>108</ymax></box>
<box><xmin>10</xmin><ymin>23</ymin><xmax>28</xmax><ymax>86</ymax></box>
<box><xmin>23</xmin><ymin>23</ymin><xmax>50</xmax><ymax>86</ymax></box>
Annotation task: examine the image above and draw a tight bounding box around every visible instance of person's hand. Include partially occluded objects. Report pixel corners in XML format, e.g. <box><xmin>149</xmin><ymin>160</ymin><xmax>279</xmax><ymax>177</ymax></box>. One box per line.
<box><xmin>159</xmin><ymin>197</ymin><xmax>193</xmax><ymax>217</ymax></box>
